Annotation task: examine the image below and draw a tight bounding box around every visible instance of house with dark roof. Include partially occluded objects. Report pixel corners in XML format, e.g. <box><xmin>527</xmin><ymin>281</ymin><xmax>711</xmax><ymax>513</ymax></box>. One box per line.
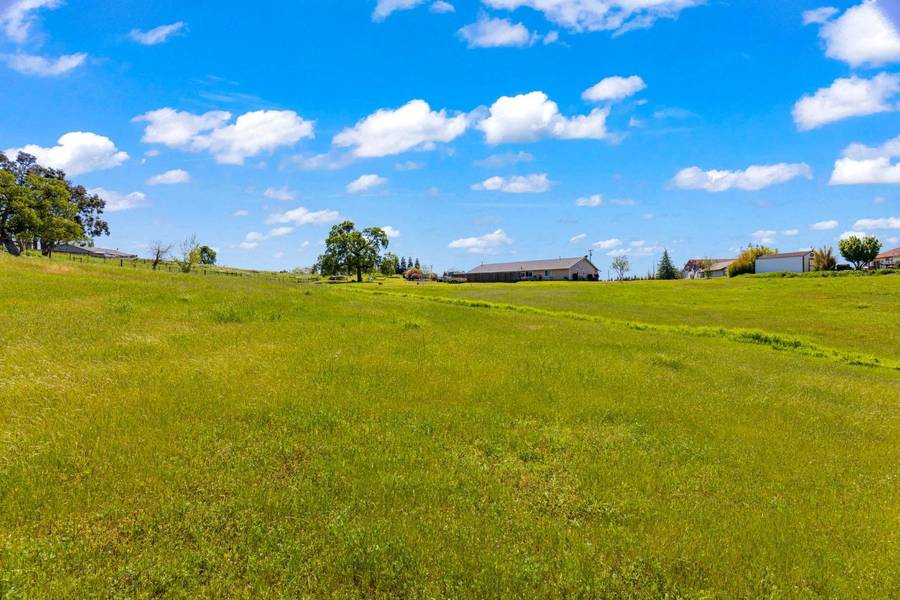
<box><xmin>54</xmin><ymin>243</ymin><xmax>138</xmax><ymax>259</ymax></box>
<box><xmin>682</xmin><ymin>258</ymin><xmax>735</xmax><ymax>279</ymax></box>
<box><xmin>466</xmin><ymin>256</ymin><xmax>599</xmax><ymax>282</ymax></box>
<box><xmin>874</xmin><ymin>246</ymin><xmax>900</xmax><ymax>269</ymax></box>
<box><xmin>755</xmin><ymin>250</ymin><xmax>813</xmax><ymax>274</ymax></box>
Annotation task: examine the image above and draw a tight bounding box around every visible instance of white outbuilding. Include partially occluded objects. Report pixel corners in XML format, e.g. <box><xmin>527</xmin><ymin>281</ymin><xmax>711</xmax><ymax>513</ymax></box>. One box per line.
<box><xmin>755</xmin><ymin>250</ymin><xmax>813</xmax><ymax>274</ymax></box>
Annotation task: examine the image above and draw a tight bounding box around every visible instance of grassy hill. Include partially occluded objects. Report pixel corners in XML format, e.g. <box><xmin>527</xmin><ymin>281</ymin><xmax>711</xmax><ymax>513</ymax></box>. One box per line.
<box><xmin>1</xmin><ymin>255</ymin><xmax>898</xmax><ymax>597</ymax></box>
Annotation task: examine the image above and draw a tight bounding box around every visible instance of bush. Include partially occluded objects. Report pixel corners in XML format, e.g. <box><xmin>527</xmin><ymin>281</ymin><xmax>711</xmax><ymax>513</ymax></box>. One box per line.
<box><xmin>728</xmin><ymin>245</ymin><xmax>777</xmax><ymax>277</ymax></box>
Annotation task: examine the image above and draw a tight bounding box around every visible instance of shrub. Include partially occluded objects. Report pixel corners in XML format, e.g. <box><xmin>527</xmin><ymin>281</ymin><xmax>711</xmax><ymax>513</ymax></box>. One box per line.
<box><xmin>839</xmin><ymin>235</ymin><xmax>881</xmax><ymax>270</ymax></box>
<box><xmin>811</xmin><ymin>246</ymin><xmax>836</xmax><ymax>271</ymax></box>
<box><xmin>728</xmin><ymin>245</ymin><xmax>777</xmax><ymax>277</ymax></box>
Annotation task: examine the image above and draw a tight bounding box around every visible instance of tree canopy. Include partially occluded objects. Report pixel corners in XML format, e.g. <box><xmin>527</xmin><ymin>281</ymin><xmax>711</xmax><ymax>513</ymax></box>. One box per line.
<box><xmin>728</xmin><ymin>245</ymin><xmax>776</xmax><ymax>277</ymax></box>
<box><xmin>199</xmin><ymin>245</ymin><xmax>217</xmax><ymax>265</ymax></box>
<box><xmin>315</xmin><ymin>221</ymin><xmax>389</xmax><ymax>282</ymax></box>
<box><xmin>0</xmin><ymin>152</ymin><xmax>108</xmax><ymax>256</ymax></box>
<box><xmin>838</xmin><ymin>235</ymin><xmax>881</xmax><ymax>270</ymax></box>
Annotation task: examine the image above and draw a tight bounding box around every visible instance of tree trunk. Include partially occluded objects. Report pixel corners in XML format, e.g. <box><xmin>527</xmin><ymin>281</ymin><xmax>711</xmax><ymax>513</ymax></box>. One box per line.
<box><xmin>2</xmin><ymin>238</ymin><xmax>21</xmax><ymax>256</ymax></box>
<box><xmin>356</xmin><ymin>266</ymin><xmax>362</xmax><ymax>282</ymax></box>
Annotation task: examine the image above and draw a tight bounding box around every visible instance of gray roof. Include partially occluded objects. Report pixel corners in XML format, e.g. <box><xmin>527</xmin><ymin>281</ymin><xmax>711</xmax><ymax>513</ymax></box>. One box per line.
<box><xmin>468</xmin><ymin>256</ymin><xmax>594</xmax><ymax>274</ymax></box>
<box><xmin>55</xmin><ymin>243</ymin><xmax>137</xmax><ymax>259</ymax></box>
<box><xmin>708</xmin><ymin>259</ymin><xmax>736</xmax><ymax>271</ymax></box>
<box><xmin>757</xmin><ymin>250</ymin><xmax>813</xmax><ymax>259</ymax></box>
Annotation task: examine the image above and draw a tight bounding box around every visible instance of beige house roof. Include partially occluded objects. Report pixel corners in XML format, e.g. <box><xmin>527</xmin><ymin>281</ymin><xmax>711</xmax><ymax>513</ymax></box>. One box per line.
<box><xmin>875</xmin><ymin>246</ymin><xmax>900</xmax><ymax>260</ymax></box>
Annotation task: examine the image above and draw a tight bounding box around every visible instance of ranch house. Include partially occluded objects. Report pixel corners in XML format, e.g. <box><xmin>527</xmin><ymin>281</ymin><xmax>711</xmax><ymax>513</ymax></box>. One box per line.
<box><xmin>466</xmin><ymin>256</ymin><xmax>600</xmax><ymax>283</ymax></box>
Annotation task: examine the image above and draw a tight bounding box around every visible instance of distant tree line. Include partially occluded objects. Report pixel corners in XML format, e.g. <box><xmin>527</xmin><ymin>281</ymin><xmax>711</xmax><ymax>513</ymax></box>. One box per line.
<box><xmin>0</xmin><ymin>152</ymin><xmax>108</xmax><ymax>256</ymax></box>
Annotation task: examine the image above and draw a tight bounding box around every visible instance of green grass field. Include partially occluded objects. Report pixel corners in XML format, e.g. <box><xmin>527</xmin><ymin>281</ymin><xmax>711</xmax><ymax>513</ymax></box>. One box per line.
<box><xmin>1</xmin><ymin>255</ymin><xmax>898</xmax><ymax>597</ymax></box>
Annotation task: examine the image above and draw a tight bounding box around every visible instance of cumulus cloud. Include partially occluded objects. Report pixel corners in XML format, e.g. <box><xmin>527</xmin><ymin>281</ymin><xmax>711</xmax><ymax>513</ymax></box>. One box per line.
<box><xmin>811</xmin><ymin>219</ymin><xmax>839</xmax><ymax>230</ymax></box>
<box><xmin>1</xmin><ymin>0</ymin><xmax>61</xmax><ymax>43</ymax></box>
<box><xmin>431</xmin><ymin>1</ymin><xmax>455</xmax><ymax>13</ymax></box>
<box><xmin>802</xmin><ymin>7</ymin><xmax>838</xmax><ymax>25</ymax></box>
<box><xmin>570</xmin><ymin>233</ymin><xmax>587</xmax><ymax>243</ymax></box>
<box><xmin>854</xmin><ymin>216</ymin><xmax>900</xmax><ymax>229</ymax></box>
<box><xmin>146</xmin><ymin>169</ymin><xmax>190</xmax><ymax>185</ymax></box>
<box><xmin>88</xmin><ymin>188</ymin><xmax>148</xmax><ymax>212</ymax></box>
<box><xmin>448</xmin><ymin>228</ymin><xmax>512</xmax><ymax>253</ymax></box>
<box><xmin>233</xmin><ymin>209</ymin><xmax>249</xmax><ymax>217</ymax></box>
<box><xmin>478</xmin><ymin>91</ymin><xmax>610</xmax><ymax>144</ymax></box>
<box><xmin>129</xmin><ymin>22</ymin><xmax>186</xmax><ymax>45</ymax></box>
<box><xmin>830</xmin><ymin>135</ymin><xmax>900</xmax><ymax>185</ymax></box>
<box><xmin>264</xmin><ymin>186</ymin><xmax>295</xmax><ymax>201</ymax></box>
<box><xmin>373</xmin><ymin>0</ymin><xmax>424</xmax><ymax>21</ymax></box>
<box><xmin>840</xmin><ymin>230</ymin><xmax>868</xmax><ymax>240</ymax></box>
<box><xmin>808</xmin><ymin>1</ymin><xmax>900</xmax><ymax>67</ymax></box>
<box><xmin>671</xmin><ymin>162</ymin><xmax>813</xmax><ymax>192</ymax></box>
<box><xmin>474</xmin><ymin>151</ymin><xmax>534</xmax><ymax>168</ymax></box>
<box><xmin>347</xmin><ymin>173</ymin><xmax>388</xmax><ymax>193</ymax></box>
<box><xmin>793</xmin><ymin>73</ymin><xmax>899</xmax><ymax>131</ymax></box>
<box><xmin>395</xmin><ymin>160</ymin><xmax>424</xmax><ymax>171</ymax></box>
<box><xmin>481</xmin><ymin>0</ymin><xmax>704</xmax><ymax>36</ymax></box>
<box><xmin>458</xmin><ymin>15</ymin><xmax>538</xmax><ymax>48</ymax></box>
<box><xmin>1</xmin><ymin>52</ymin><xmax>87</xmax><ymax>76</ymax></box>
<box><xmin>752</xmin><ymin>229</ymin><xmax>777</xmax><ymax>244</ymax></box>
<box><xmin>382</xmin><ymin>225</ymin><xmax>401</xmax><ymax>238</ymax></box>
<box><xmin>575</xmin><ymin>193</ymin><xmax>603</xmax><ymax>206</ymax></box>
<box><xmin>471</xmin><ymin>173</ymin><xmax>551</xmax><ymax>193</ymax></box>
<box><xmin>266</xmin><ymin>206</ymin><xmax>341</xmax><ymax>226</ymax></box>
<box><xmin>783</xmin><ymin>228</ymin><xmax>800</xmax><ymax>236</ymax></box>
<box><xmin>582</xmin><ymin>75</ymin><xmax>646</xmax><ymax>102</ymax></box>
<box><xmin>133</xmin><ymin>108</ymin><xmax>314</xmax><ymax>165</ymax></box>
<box><xmin>333</xmin><ymin>99</ymin><xmax>467</xmax><ymax>158</ymax></box>
<box><xmin>592</xmin><ymin>238</ymin><xmax>621</xmax><ymax>249</ymax></box>
<box><xmin>6</xmin><ymin>131</ymin><xmax>128</xmax><ymax>176</ymax></box>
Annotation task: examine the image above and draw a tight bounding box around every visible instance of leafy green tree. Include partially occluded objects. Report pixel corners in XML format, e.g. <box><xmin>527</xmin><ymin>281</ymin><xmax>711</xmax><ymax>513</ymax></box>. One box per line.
<box><xmin>316</xmin><ymin>220</ymin><xmax>389</xmax><ymax>282</ymax></box>
<box><xmin>399</xmin><ymin>256</ymin><xmax>407</xmax><ymax>272</ymax></box>
<box><xmin>27</xmin><ymin>175</ymin><xmax>82</xmax><ymax>257</ymax></box>
<box><xmin>414</xmin><ymin>258</ymin><xmax>420</xmax><ymax>269</ymax></box>
<box><xmin>839</xmin><ymin>235</ymin><xmax>881</xmax><ymax>270</ymax></box>
<box><xmin>198</xmin><ymin>245</ymin><xmax>217</xmax><ymax>265</ymax></box>
<box><xmin>610</xmin><ymin>255</ymin><xmax>630</xmax><ymax>280</ymax></box>
<box><xmin>380</xmin><ymin>252</ymin><xmax>400</xmax><ymax>277</ymax></box>
<box><xmin>728</xmin><ymin>244</ymin><xmax>776</xmax><ymax>277</ymax></box>
<box><xmin>656</xmin><ymin>249</ymin><xmax>678</xmax><ymax>280</ymax></box>
<box><xmin>811</xmin><ymin>246</ymin><xmax>836</xmax><ymax>271</ymax></box>
<box><xmin>0</xmin><ymin>152</ymin><xmax>108</xmax><ymax>255</ymax></box>
<box><xmin>176</xmin><ymin>234</ymin><xmax>201</xmax><ymax>273</ymax></box>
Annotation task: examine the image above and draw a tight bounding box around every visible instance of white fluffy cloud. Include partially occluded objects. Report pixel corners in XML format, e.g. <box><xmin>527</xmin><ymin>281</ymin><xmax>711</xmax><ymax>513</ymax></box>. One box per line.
<box><xmin>1</xmin><ymin>0</ymin><xmax>61</xmax><ymax>43</ymax></box>
<box><xmin>333</xmin><ymin>100</ymin><xmax>467</xmax><ymax>158</ymax></box>
<box><xmin>783</xmin><ymin>228</ymin><xmax>800</xmax><ymax>236</ymax></box>
<box><xmin>129</xmin><ymin>22</ymin><xmax>185</xmax><ymax>45</ymax></box>
<box><xmin>672</xmin><ymin>163</ymin><xmax>813</xmax><ymax>192</ymax></box>
<box><xmin>146</xmin><ymin>169</ymin><xmax>190</xmax><ymax>185</ymax></box>
<box><xmin>812</xmin><ymin>219</ymin><xmax>839</xmax><ymax>230</ymax></box>
<box><xmin>266</xmin><ymin>206</ymin><xmax>341</xmax><ymax>226</ymax></box>
<box><xmin>88</xmin><ymin>188</ymin><xmax>148</xmax><ymax>212</ymax></box>
<box><xmin>458</xmin><ymin>15</ymin><xmax>538</xmax><ymax>48</ymax></box>
<box><xmin>382</xmin><ymin>225</ymin><xmax>401</xmax><ymax>238</ymax></box>
<box><xmin>6</xmin><ymin>131</ymin><xmax>128</xmax><ymax>176</ymax></box>
<box><xmin>830</xmin><ymin>135</ymin><xmax>900</xmax><ymax>185</ymax></box>
<box><xmin>840</xmin><ymin>230</ymin><xmax>869</xmax><ymax>240</ymax></box>
<box><xmin>854</xmin><ymin>216</ymin><xmax>900</xmax><ymax>229</ymax></box>
<box><xmin>582</xmin><ymin>75</ymin><xmax>646</xmax><ymax>102</ymax></box>
<box><xmin>448</xmin><ymin>228</ymin><xmax>512</xmax><ymax>253</ymax></box>
<box><xmin>471</xmin><ymin>173</ymin><xmax>551</xmax><ymax>193</ymax></box>
<box><xmin>474</xmin><ymin>151</ymin><xmax>534</xmax><ymax>167</ymax></box>
<box><xmin>264</xmin><ymin>186</ymin><xmax>295</xmax><ymax>201</ymax></box>
<box><xmin>792</xmin><ymin>73</ymin><xmax>899</xmax><ymax>131</ymax></box>
<box><xmin>478</xmin><ymin>91</ymin><xmax>609</xmax><ymax>144</ymax></box>
<box><xmin>570</xmin><ymin>233</ymin><xmax>587</xmax><ymax>243</ymax></box>
<box><xmin>481</xmin><ymin>0</ymin><xmax>704</xmax><ymax>35</ymax></box>
<box><xmin>808</xmin><ymin>1</ymin><xmax>900</xmax><ymax>67</ymax></box>
<box><xmin>431</xmin><ymin>1</ymin><xmax>455</xmax><ymax>13</ymax></box>
<box><xmin>347</xmin><ymin>173</ymin><xmax>388</xmax><ymax>193</ymax></box>
<box><xmin>373</xmin><ymin>0</ymin><xmax>424</xmax><ymax>20</ymax></box>
<box><xmin>592</xmin><ymin>238</ymin><xmax>621</xmax><ymax>249</ymax></box>
<box><xmin>752</xmin><ymin>229</ymin><xmax>777</xmax><ymax>244</ymax></box>
<box><xmin>1</xmin><ymin>52</ymin><xmax>87</xmax><ymax>76</ymax></box>
<box><xmin>134</xmin><ymin>108</ymin><xmax>314</xmax><ymax>165</ymax></box>
<box><xmin>575</xmin><ymin>194</ymin><xmax>602</xmax><ymax>206</ymax></box>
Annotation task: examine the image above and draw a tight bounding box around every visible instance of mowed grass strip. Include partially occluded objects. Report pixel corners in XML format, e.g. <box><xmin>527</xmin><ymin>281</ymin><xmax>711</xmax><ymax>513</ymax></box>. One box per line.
<box><xmin>0</xmin><ymin>256</ymin><xmax>898</xmax><ymax>597</ymax></box>
<box><xmin>358</xmin><ymin>289</ymin><xmax>900</xmax><ymax>371</ymax></box>
<box><xmin>382</xmin><ymin>275</ymin><xmax>900</xmax><ymax>361</ymax></box>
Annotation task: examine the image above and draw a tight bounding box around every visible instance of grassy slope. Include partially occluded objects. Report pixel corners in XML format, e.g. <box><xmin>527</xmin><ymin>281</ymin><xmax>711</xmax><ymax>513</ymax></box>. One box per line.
<box><xmin>381</xmin><ymin>276</ymin><xmax>900</xmax><ymax>361</ymax></box>
<box><xmin>0</xmin><ymin>256</ymin><xmax>898</xmax><ymax>597</ymax></box>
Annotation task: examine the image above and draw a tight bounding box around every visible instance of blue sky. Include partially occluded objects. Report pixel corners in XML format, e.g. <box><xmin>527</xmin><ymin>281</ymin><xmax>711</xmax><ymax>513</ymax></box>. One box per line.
<box><xmin>2</xmin><ymin>0</ymin><xmax>899</xmax><ymax>273</ymax></box>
